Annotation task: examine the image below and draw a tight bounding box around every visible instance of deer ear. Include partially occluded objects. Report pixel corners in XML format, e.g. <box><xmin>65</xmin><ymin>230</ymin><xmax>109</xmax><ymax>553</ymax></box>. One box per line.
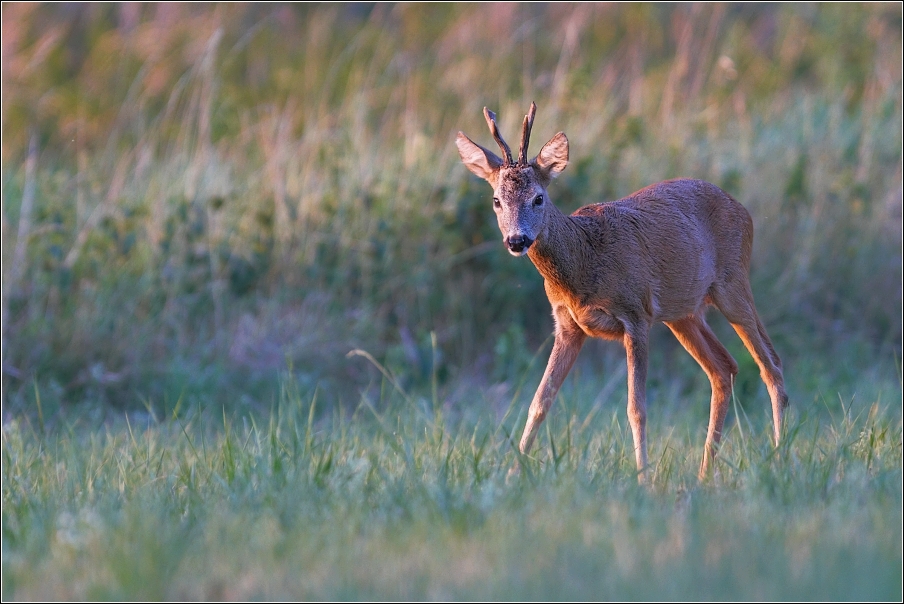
<box><xmin>456</xmin><ymin>132</ymin><xmax>503</xmax><ymax>183</ymax></box>
<box><xmin>533</xmin><ymin>132</ymin><xmax>569</xmax><ymax>179</ymax></box>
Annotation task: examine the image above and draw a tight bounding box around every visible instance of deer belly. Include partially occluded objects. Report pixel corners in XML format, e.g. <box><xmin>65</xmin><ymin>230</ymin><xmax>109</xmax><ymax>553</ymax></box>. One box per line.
<box><xmin>569</xmin><ymin>307</ymin><xmax>625</xmax><ymax>340</ymax></box>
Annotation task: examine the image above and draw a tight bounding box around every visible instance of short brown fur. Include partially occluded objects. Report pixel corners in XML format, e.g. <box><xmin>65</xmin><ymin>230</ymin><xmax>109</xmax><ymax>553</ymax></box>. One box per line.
<box><xmin>456</xmin><ymin>104</ymin><xmax>788</xmax><ymax>480</ymax></box>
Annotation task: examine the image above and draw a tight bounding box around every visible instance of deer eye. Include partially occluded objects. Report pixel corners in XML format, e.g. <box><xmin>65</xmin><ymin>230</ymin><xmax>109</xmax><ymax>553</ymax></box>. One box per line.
<box><xmin>533</xmin><ymin>195</ymin><xmax>544</xmax><ymax>206</ymax></box>
<box><xmin>493</xmin><ymin>197</ymin><xmax>501</xmax><ymax>209</ymax></box>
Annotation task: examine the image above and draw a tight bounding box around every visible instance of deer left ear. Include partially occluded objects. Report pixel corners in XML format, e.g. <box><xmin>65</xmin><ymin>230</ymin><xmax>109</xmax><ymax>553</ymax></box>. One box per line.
<box><xmin>533</xmin><ymin>132</ymin><xmax>569</xmax><ymax>179</ymax></box>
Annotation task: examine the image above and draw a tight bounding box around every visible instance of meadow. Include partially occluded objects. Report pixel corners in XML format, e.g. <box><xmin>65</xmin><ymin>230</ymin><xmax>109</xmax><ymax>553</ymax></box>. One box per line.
<box><xmin>2</xmin><ymin>3</ymin><xmax>902</xmax><ymax>600</ymax></box>
<box><xmin>3</xmin><ymin>381</ymin><xmax>901</xmax><ymax>600</ymax></box>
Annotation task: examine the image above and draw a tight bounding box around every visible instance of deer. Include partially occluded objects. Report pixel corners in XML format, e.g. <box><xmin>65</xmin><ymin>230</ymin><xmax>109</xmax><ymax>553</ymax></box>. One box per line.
<box><xmin>455</xmin><ymin>102</ymin><xmax>788</xmax><ymax>480</ymax></box>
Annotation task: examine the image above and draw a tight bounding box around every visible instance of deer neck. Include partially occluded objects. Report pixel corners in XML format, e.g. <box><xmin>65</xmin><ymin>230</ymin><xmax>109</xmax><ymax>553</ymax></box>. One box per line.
<box><xmin>527</xmin><ymin>204</ymin><xmax>592</xmax><ymax>293</ymax></box>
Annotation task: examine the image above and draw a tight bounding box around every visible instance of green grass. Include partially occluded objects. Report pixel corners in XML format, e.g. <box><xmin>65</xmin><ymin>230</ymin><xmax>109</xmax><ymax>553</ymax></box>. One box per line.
<box><xmin>3</xmin><ymin>374</ymin><xmax>902</xmax><ymax>600</ymax></box>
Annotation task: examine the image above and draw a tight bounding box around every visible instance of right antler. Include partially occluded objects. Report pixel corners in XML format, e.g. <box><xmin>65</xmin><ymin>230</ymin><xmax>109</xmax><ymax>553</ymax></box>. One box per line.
<box><xmin>483</xmin><ymin>107</ymin><xmax>513</xmax><ymax>166</ymax></box>
<box><xmin>518</xmin><ymin>102</ymin><xmax>537</xmax><ymax>165</ymax></box>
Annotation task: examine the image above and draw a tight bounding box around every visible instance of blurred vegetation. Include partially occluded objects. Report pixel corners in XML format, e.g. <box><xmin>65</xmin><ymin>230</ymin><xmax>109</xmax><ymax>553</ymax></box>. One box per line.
<box><xmin>1</xmin><ymin>3</ymin><xmax>901</xmax><ymax>412</ymax></box>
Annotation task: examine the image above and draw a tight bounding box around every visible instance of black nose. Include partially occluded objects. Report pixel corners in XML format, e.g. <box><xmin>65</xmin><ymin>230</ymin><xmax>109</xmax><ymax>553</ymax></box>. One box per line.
<box><xmin>506</xmin><ymin>235</ymin><xmax>534</xmax><ymax>253</ymax></box>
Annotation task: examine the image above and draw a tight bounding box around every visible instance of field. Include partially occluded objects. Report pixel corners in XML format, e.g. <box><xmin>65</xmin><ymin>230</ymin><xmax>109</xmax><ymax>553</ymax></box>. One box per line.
<box><xmin>3</xmin><ymin>382</ymin><xmax>901</xmax><ymax>600</ymax></box>
<box><xmin>2</xmin><ymin>4</ymin><xmax>902</xmax><ymax>600</ymax></box>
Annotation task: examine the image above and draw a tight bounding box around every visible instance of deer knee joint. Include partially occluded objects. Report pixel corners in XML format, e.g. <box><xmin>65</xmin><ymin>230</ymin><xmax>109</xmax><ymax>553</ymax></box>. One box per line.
<box><xmin>529</xmin><ymin>404</ymin><xmax>548</xmax><ymax>424</ymax></box>
<box><xmin>716</xmin><ymin>369</ymin><xmax>736</xmax><ymax>393</ymax></box>
<box><xmin>627</xmin><ymin>405</ymin><xmax>646</xmax><ymax>428</ymax></box>
<box><xmin>727</xmin><ymin>358</ymin><xmax>739</xmax><ymax>378</ymax></box>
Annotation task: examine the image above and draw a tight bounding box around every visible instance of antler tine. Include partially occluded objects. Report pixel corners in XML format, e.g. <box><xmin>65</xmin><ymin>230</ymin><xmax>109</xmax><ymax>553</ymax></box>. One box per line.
<box><xmin>483</xmin><ymin>107</ymin><xmax>513</xmax><ymax>166</ymax></box>
<box><xmin>518</xmin><ymin>101</ymin><xmax>537</xmax><ymax>165</ymax></box>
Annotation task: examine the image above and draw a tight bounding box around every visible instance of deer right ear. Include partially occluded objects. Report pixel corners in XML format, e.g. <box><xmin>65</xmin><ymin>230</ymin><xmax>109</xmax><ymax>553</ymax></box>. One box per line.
<box><xmin>456</xmin><ymin>132</ymin><xmax>503</xmax><ymax>183</ymax></box>
<box><xmin>533</xmin><ymin>132</ymin><xmax>569</xmax><ymax>179</ymax></box>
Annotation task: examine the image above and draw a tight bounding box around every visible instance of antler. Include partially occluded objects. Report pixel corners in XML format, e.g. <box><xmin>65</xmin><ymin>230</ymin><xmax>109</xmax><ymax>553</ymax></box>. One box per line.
<box><xmin>483</xmin><ymin>107</ymin><xmax>513</xmax><ymax>166</ymax></box>
<box><xmin>519</xmin><ymin>101</ymin><xmax>537</xmax><ymax>165</ymax></box>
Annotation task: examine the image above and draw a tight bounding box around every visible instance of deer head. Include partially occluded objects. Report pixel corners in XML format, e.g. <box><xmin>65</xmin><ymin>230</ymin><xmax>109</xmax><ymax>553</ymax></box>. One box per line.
<box><xmin>456</xmin><ymin>103</ymin><xmax>569</xmax><ymax>256</ymax></box>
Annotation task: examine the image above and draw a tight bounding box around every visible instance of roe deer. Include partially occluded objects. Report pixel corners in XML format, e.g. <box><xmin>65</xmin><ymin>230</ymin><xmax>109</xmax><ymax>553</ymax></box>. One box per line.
<box><xmin>456</xmin><ymin>102</ymin><xmax>788</xmax><ymax>480</ymax></box>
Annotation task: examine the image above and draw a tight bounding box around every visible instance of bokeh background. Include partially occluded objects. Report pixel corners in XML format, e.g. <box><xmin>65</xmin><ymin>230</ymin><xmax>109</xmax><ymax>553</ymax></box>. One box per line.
<box><xmin>2</xmin><ymin>3</ymin><xmax>901</xmax><ymax>416</ymax></box>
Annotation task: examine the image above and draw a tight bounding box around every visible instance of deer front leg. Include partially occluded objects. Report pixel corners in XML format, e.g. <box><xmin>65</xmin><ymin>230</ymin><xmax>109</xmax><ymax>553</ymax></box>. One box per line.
<box><xmin>623</xmin><ymin>322</ymin><xmax>650</xmax><ymax>482</ymax></box>
<box><xmin>518</xmin><ymin>309</ymin><xmax>586</xmax><ymax>455</ymax></box>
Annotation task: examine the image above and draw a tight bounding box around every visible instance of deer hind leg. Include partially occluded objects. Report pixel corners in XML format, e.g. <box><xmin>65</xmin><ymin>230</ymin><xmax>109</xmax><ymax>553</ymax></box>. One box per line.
<box><xmin>665</xmin><ymin>315</ymin><xmax>739</xmax><ymax>479</ymax></box>
<box><xmin>623</xmin><ymin>322</ymin><xmax>651</xmax><ymax>482</ymax></box>
<box><xmin>518</xmin><ymin>313</ymin><xmax>585</xmax><ymax>456</ymax></box>
<box><xmin>713</xmin><ymin>285</ymin><xmax>788</xmax><ymax>446</ymax></box>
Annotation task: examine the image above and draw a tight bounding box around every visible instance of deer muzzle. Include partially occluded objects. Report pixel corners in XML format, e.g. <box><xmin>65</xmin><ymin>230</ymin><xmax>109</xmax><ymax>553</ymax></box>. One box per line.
<box><xmin>505</xmin><ymin>234</ymin><xmax>534</xmax><ymax>255</ymax></box>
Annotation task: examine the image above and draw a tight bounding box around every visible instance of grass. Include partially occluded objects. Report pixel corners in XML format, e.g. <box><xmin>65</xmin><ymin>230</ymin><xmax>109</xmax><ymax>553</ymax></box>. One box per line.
<box><xmin>2</xmin><ymin>374</ymin><xmax>901</xmax><ymax>600</ymax></box>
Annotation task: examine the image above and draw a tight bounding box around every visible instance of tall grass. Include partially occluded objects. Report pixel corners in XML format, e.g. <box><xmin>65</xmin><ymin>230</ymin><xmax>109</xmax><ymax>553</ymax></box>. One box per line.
<box><xmin>2</xmin><ymin>379</ymin><xmax>901</xmax><ymax>599</ymax></box>
<box><xmin>2</xmin><ymin>5</ymin><xmax>901</xmax><ymax>412</ymax></box>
